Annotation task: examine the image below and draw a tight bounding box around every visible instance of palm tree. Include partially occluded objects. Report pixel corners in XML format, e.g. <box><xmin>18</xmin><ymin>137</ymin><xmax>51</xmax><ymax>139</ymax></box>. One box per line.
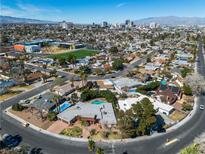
<box><xmin>70</xmin><ymin>77</ymin><xmax>74</xmax><ymax>87</ymax></box>
<box><xmin>80</xmin><ymin>72</ymin><xmax>88</xmax><ymax>86</ymax></box>
<box><xmin>96</xmin><ymin>147</ymin><xmax>104</xmax><ymax>154</ymax></box>
<box><xmin>67</xmin><ymin>55</ymin><xmax>77</xmax><ymax>69</ymax></box>
<box><xmin>52</xmin><ymin>95</ymin><xmax>61</xmax><ymax>113</ymax></box>
<box><xmin>42</xmin><ymin>64</ymin><xmax>47</xmax><ymax>74</ymax></box>
<box><xmin>88</xmin><ymin>140</ymin><xmax>95</xmax><ymax>152</ymax></box>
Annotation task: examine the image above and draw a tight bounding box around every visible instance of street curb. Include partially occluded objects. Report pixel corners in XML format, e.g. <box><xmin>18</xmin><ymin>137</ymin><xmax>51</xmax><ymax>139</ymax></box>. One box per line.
<box><xmin>4</xmin><ymin>96</ymin><xmax>199</xmax><ymax>144</ymax></box>
<box><xmin>0</xmin><ymin>82</ymin><xmax>48</xmax><ymax>102</ymax></box>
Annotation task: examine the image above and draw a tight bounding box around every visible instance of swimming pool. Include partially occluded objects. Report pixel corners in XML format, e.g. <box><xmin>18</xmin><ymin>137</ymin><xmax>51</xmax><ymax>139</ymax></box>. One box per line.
<box><xmin>91</xmin><ymin>100</ymin><xmax>106</xmax><ymax>105</ymax></box>
<box><xmin>54</xmin><ymin>101</ymin><xmax>71</xmax><ymax>112</ymax></box>
<box><xmin>128</xmin><ymin>89</ymin><xmax>136</xmax><ymax>93</ymax></box>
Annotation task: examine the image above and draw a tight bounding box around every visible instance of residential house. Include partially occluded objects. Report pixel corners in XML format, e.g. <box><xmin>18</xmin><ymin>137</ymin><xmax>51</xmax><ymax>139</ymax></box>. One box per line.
<box><xmin>30</xmin><ymin>92</ymin><xmax>56</xmax><ymax>113</ymax></box>
<box><xmin>57</xmin><ymin>102</ymin><xmax>117</xmax><ymax>127</ymax></box>
<box><xmin>118</xmin><ymin>95</ymin><xmax>174</xmax><ymax>115</ymax></box>
<box><xmin>156</xmin><ymin>80</ymin><xmax>182</xmax><ymax>105</ymax></box>
<box><xmin>53</xmin><ymin>81</ymin><xmax>83</xmax><ymax>96</ymax></box>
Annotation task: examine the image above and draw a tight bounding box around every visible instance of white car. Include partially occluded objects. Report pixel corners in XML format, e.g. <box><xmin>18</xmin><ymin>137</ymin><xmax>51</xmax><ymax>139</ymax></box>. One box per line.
<box><xmin>199</xmin><ymin>105</ymin><xmax>204</xmax><ymax>110</ymax></box>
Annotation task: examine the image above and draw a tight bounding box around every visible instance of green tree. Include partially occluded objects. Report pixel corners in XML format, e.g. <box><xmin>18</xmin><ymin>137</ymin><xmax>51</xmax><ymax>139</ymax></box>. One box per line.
<box><xmin>47</xmin><ymin>112</ymin><xmax>57</xmax><ymax>121</ymax></box>
<box><xmin>79</xmin><ymin>66</ymin><xmax>91</xmax><ymax>74</ymax></box>
<box><xmin>12</xmin><ymin>103</ymin><xmax>25</xmax><ymax>111</ymax></box>
<box><xmin>58</xmin><ymin>58</ymin><xmax>66</xmax><ymax>65</ymax></box>
<box><xmin>112</xmin><ymin>59</ymin><xmax>124</xmax><ymax>71</ymax></box>
<box><xmin>132</xmin><ymin>98</ymin><xmax>156</xmax><ymax>136</ymax></box>
<box><xmin>181</xmin><ymin>68</ymin><xmax>191</xmax><ymax>78</ymax></box>
<box><xmin>146</xmin><ymin>57</ymin><xmax>151</xmax><ymax>63</ymax></box>
<box><xmin>67</xmin><ymin>54</ymin><xmax>77</xmax><ymax>68</ymax></box>
<box><xmin>109</xmin><ymin>46</ymin><xmax>119</xmax><ymax>54</ymax></box>
<box><xmin>183</xmin><ymin>84</ymin><xmax>192</xmax><ymax>96</ymax></box>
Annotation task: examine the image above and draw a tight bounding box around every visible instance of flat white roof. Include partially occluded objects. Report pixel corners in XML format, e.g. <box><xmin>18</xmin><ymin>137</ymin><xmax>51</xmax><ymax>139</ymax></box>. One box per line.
<box><xmin>118</xmin><ymin>96</ymin><xmax>174</xmax><ymax>113</ymax></box>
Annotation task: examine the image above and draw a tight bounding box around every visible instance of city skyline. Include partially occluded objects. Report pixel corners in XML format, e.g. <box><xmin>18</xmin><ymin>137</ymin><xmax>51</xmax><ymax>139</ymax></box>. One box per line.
<box><xmin>2</xmin><ymin>0</ymin><xmax>205</xmax><ymax>23</ymax></box>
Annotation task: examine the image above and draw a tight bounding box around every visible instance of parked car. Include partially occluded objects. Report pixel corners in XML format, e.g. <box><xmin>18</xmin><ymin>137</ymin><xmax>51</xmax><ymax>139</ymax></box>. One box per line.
<box><xmin>199</xmin><ymin>105</ymin><xmax>204</xmax><ymax>110</ymax></box>
<box><xmin>22</xmin><ymin>122</ymin><xmax>30</xmax><ymax>127</ymax></box>
<box><xmin>2</xmin><ymin>134</ymin><xmax>22</xmax><ymax>148</ymax></box>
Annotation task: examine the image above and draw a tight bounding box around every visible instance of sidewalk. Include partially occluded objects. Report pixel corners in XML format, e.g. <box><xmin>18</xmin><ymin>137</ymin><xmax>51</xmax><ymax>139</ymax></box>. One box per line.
<box><xmin>4</xmin><ymin>96</ymin><xmax>199</xmax><ymax>144</ymax></box>
<box><xmin>0</xmin><ymin>81</ymin><xmax>48</xmax><ymax>103</ymax></box>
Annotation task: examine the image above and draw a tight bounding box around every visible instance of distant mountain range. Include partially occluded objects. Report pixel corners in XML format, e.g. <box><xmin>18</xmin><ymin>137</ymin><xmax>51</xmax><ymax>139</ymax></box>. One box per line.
<box><xmin>0</xmin><ymin>16</ymin><xmax>54</xmax><ymax>24</ymax></box>
<box><xmin>1</xmin><ymin>15</ymin><xmax>205</xmax><ymax>26</ymax></box>
<box><xmin>134</xmin><ymin>16</ymin><xmax>205</xmax><ymax>26</ymax></box>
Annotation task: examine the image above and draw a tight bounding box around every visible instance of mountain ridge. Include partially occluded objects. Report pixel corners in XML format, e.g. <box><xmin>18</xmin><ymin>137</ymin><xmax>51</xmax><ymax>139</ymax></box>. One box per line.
<box><xmin>134</xmin><ymin>16</ymin><xmax>205</xmax><ymax>26</ymax></box>
<box><xmin>1</xmin><ymin>15</ymin><xmax>205</xmax><ymax>25</ymax></box>
<box><xmin>0</xmin><ymin>15</ymin><xmax>55</xmax><ymax>24</ymax></box>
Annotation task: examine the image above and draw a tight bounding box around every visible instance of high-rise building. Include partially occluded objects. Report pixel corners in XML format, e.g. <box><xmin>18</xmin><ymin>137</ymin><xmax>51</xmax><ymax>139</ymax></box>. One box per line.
<box><xmin>125</xmin><ymin>19</ymin><xmax>131</xmax><ymax>25</ymax></box>
<box><xmin>102</xmin><ymin>21</ymin><xmax>108</xmax><ymax>28</ymax></box>
<box><xmin>59</xmin><ymin>21</ymin><xmax>68</xmax><ymax>29</ymax></box>
<box><xmin>149</xmin><ymin>22</ymin><xmax>158</xmax><ymax>29</ymax></box>
<box><xmin>59</xmin><ymin>21</ymin><xmax>74</xmax><ymax>29</ymax></box>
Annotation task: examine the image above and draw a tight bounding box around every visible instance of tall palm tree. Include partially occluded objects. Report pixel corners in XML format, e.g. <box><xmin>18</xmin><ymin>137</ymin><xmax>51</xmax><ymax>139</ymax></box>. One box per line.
<box><xmin>80</xmin><ymin>72</ymin><xmax>87</xmax><ymax>86</ymax></box>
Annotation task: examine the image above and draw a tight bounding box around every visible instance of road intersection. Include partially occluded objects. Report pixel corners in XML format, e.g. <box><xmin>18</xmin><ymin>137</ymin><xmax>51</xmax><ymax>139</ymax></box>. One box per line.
<box><xmin>0</xmin><ymin>44</ymin><xmax>205</xmax><ymax>154</ymax></box>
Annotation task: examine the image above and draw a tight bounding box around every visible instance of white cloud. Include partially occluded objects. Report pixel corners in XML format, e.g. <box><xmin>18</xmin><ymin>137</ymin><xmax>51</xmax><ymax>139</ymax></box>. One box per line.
<box><xmin>116</xmin><ymin>3</ymin><xmax>126</xmax><ymax>8</ymax></box>
<box><xmin>1</xmin><ymin>5</ymin><xmax>21</xmax><ymax>16</ymax></box>
<box><xmin>1</xmin><ymin>3</ymin><xmax>61</xmax><ymax>20</ymax></box>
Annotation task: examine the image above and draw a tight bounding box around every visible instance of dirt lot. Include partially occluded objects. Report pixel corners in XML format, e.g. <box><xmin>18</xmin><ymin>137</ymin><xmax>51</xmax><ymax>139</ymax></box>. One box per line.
<box><xmin>9</xmin><ymin>108</ymin><xmax>54</xmax><ymax>129</ymax></box>
<box><xmin>169</xmin><ymin>110</ymin><xmax>187</xmax><ymax>121</ymax></box>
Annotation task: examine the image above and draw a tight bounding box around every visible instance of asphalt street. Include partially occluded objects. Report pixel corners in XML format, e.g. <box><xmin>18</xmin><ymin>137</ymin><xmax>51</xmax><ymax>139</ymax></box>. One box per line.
<box><xmin>0</xmin><ymin>44</ymin><xmax>205</xmax><ymax>154</ymax></box>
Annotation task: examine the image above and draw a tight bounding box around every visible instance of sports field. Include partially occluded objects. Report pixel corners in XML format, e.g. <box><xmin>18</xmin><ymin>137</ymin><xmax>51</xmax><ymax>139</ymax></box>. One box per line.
<box><xmin>48</xmin><ymin>49</ymin><xmax>98</xmax><ymax>59</ymax></box>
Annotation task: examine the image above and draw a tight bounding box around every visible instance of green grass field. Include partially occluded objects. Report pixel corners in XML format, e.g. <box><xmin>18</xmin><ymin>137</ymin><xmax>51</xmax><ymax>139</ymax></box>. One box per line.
<box><xmin>48</xmin><ymin>49</ymin><xmax>99</xmax><ymax>60</ymax></box>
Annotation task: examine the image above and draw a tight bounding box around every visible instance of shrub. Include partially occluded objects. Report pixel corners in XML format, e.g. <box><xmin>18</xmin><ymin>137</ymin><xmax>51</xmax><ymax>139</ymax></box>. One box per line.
<box><xmin>181</xmin><ymin>68</ymin><xmax>191</xmax><ymax>78</ymax></box>
<box><xmin>60</xmin><ymin>126</ymin><xmax>82</xmax><ymax>137</ymax></box>
<box><xmin>81</xmin><ymin>121</ymin><xmax>90</xmax><ymax>127</ymax></box>
<box><xmin>137</xmin><ymin>81</ymin><xmax>160</xmax><ymax>92</ymax></box>
<box><xmin>12</xmin><ymin>103</ymin><xmax>25</xmax><ymax>111</ymax></box>
<box><xmin>182</xmin><ymin>103</ymin><xmax>193</xmax><ymax>111</ymax></box>
<box><xmin>112</xmin><ymin>59</ymin><xmax>124</xmax><ymax>71</ymax></box>
<box><xmin>88</xmin><ymin>140</ymin><xmax>95</xmax><ymax>152</ymax></box>
<box><xmin>90</xmin><ymin>129</ymin><xmax>96</xmax><ymax>136</ymax></box>
<box><xmin>183</xmin><ymin>85</ymin><xmax>192</xmax><ymax>96</ymax></box>
<box><xmin>101</xmin><ymin>131</ymin><xmax>109</xmax><ymax>139</ymax></box>
<box><xmin>47</xmin><ymin>112</ymin><xmax>57</xmax><ymax>121</ymax></box>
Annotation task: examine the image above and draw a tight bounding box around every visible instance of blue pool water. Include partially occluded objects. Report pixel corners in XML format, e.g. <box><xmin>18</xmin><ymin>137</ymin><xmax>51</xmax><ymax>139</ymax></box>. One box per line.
<box><xmin>54</xmin><ymin>101</ymin><xmax>71</xmax><ymax>112</ymax></box>
<box><xmin>91</xmin><ymin>100</ymin><xmax>106</xmax><ymax>105</ymax></box>
<box><xmin>128</xmin><ymin>89</ymin><xmax>136</xmax><ymax>93</ymax></box>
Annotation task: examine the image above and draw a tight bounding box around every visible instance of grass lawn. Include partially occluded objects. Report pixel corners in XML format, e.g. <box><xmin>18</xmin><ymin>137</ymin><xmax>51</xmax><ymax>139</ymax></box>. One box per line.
<box><xmin>0</xmin><ymin>91</ymin><xmax>22</xmax><ymax>101</ymax></box>
<box><xmin>90</xmin><ymin>131</ymin><xmax>122</xmax><ymax>140</ymax></box>
<box><xmin>48</xmin><ymin>49</ymin><xmax>99</xmax><ymax>60</ymax></box>
<box><xmin>9</xmin><ymin>85</ymin><xmax>33</xmax><ymax>91</ymax></box>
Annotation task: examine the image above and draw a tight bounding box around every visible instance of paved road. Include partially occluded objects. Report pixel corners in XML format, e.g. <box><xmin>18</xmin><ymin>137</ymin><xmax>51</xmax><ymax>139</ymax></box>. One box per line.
<box><xmin>0</xmin><ymin>44</ymin><xmax>205</xmax><ymax>154</ymax></box>
<box><xmin>26</xmin><ymin>50</ymin><xmax>155</xmax><ymax>80</ymax></box>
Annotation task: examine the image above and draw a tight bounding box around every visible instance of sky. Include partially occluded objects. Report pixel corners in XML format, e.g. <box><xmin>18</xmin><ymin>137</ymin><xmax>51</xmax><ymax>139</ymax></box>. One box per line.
<box><xmin>1</xmin><ymin>0</ymin><xmax>205</xmax><ymax>23</ymax></box>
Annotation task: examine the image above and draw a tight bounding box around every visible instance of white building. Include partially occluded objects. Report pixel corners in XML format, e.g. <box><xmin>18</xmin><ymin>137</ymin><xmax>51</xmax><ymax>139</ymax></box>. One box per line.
<box><xmin>118</xmin><ymin>94</ymin><xmax>174</xmax><ymax>115</ymax></box>
<box><xmin>59</xmin><ymin>21</ymin><xmax>68</xmax><ymax>29</ymax></box>
<box><xmin>25</xmin><ymin>45</ymin><xmax>41</xmax><ymax>53</ymax></box>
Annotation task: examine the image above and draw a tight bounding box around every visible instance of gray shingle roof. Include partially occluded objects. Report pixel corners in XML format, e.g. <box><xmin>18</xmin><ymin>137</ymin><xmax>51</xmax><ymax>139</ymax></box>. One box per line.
<box><xmin>57</xmin><ymin>102</ymin><xmax>117</xmax><ymax>125</ymax></box>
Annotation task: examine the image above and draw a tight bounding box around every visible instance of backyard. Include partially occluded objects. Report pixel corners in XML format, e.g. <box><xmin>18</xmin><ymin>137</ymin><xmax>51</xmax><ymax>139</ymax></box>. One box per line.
<box><xmin>48</xmin><ymin>49</ymin><xmax>99</xmax><ymax>60</ymax></box>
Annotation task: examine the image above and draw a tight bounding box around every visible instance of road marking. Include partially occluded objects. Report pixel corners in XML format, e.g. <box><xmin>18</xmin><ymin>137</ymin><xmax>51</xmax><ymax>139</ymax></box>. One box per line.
<box><xmin>112</xmin><ymin>143</ymin><xmax>115</xmax><ymax>154</ymax></box>
<box><xmin>165</xmin><ymin>138</ymin><xmax>179</xmax><ymax>146</ymax></box>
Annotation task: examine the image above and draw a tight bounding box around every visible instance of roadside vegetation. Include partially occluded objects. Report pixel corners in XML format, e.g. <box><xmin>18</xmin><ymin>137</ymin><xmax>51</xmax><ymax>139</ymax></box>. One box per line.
<box><xmin>60</xmin><ymin>126</ymin><xmax>82</xmax><ymax>137</ymax></box>
<box><xmin>180</xmin><ymin>144</ymin><xmax>199</xmax><ymax>154</ymax></box>
<box><xmin>117</xmin><ymin>98</ymin><xmax>157</xmax><ymax>138</ymax></box>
